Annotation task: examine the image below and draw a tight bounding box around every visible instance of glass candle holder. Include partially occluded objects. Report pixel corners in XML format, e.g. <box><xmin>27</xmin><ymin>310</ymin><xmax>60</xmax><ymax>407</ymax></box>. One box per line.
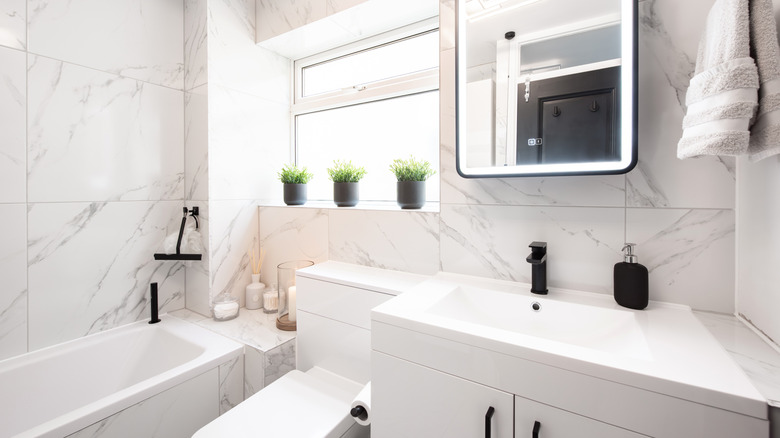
<box><xmin>276</xmin><ymin>260</ymin><xmax>314</xmax><ymax>331</ymax></box>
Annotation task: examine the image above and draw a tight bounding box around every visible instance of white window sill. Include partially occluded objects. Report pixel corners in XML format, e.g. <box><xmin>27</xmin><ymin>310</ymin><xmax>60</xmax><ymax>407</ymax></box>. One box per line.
<box><xmin>257</xmin><ymin>200</ymin><xmax>440</xmax><ymax>213</ymax></box>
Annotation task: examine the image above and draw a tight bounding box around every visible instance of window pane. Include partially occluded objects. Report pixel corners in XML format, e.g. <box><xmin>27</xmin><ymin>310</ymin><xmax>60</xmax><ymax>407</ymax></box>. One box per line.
<box><xmin>296</xmin><ymin>91</ymin><xmax>439</xmax><ymax>202</ymax></box>
<box><xmin>302</xmin><ymin>31</ymin><xmax>439</xmax><ymax>97</ymax></box>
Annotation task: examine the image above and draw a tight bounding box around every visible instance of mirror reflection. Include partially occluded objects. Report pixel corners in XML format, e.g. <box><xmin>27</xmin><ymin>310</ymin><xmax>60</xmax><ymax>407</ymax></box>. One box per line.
<box><xmin>457</xmin><ymin>0</ymin><xmax>637</xmax><ymax>177</ymax></box>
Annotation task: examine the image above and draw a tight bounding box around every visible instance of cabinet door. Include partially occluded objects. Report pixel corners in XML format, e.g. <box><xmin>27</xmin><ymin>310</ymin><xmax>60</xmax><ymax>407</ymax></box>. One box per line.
<box><xmin>372</xmin><ymin>351</ymin><xmax>513</xmax><ymax>438</ymax></box>
<box><xmin>515</xmin><ymin>396</ymin><xmax>647</xmax><ymax>438</ymax></box>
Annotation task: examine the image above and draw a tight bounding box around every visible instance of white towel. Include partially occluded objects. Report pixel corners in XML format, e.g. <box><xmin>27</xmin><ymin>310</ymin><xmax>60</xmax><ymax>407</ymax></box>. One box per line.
<box><xmin>678</xmin><ymin>0</ymin><xmax>759</xmax><ymax>159</ymax></box>
<box><xmin>748</xmin><ymin>0</ymin><xmax>780</xmax><ymax>161</ymax></box>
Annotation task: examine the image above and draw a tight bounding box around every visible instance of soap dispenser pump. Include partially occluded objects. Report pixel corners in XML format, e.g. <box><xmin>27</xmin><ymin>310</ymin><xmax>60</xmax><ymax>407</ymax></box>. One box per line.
<box><xmin>614</xmin><ymin>243</ymin><xmax>648</xmax><ymax>310</ymax></box>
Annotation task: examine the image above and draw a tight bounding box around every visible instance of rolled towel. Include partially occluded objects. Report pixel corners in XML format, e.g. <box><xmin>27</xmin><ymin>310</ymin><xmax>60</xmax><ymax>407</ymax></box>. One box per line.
<box><xmin>748</xmin><ymin>0</ymin><xmax>780</xmax><ymax>161</ymax></box>
<box><xmin>678</xmin><ymin>0</ymin><xmax>759</xmax><ymax>159</ymax></box>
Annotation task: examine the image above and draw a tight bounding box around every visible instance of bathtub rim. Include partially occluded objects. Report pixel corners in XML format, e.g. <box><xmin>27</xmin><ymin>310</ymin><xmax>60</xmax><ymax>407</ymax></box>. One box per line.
<box><xmin>4</xmin><ymin>314</ymin><xmax>242</xmax><ymax>438</ymax></box>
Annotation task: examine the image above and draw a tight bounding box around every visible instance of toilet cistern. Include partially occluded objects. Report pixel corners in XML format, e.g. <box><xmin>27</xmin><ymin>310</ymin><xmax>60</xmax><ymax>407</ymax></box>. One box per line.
<box><xmin>526</xmin><ymin>241</ymin><xmax>548</xmax><ymax>295</ymax></box>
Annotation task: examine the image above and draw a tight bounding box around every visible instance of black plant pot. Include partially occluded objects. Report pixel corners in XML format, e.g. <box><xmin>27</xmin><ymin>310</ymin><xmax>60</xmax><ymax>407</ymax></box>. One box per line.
<box><xmin>283</xmin><ymin>184</ymin><xmax>307</xmax><ymax>205</ymax></box>
<box><xmin>397</xmin><ymin>180</ymin><xmax>426</xmax><ymax>209</ymax></box>
<box><xmin>334</xmin><ymin>182</ymin><xmax>359</xmax><ymax>207</ymax></box>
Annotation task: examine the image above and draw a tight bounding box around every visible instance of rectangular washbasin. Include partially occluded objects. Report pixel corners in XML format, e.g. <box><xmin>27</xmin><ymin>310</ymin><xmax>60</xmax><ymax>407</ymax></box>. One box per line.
<box><xmin>425</xmin><ymin>284</ymin><xmax>652</xmax><ymax>360</ymax></box>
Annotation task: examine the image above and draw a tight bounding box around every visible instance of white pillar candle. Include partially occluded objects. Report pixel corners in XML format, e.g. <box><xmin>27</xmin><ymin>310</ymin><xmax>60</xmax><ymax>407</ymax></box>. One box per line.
<box><xmin>288</xmin><ymin>285</ymin><xmax>297</xmax><ymax>322</ymax></box>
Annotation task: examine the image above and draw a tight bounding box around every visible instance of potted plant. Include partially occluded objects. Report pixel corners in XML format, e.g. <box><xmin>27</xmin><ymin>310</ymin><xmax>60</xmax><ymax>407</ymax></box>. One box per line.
<box><xmin>389</xmin><ymin>156</ymin><xmax>436</xmax><ymax>209</ymax></box>
<box><xmin>327</xmin><ymin>160</ymin><xmax>367</xmax><ymax>207</ymax></box>
<box><xmin>278</xmin><ymin>164</ymin><xmax>313</xmax><ymax>206</ymax></box>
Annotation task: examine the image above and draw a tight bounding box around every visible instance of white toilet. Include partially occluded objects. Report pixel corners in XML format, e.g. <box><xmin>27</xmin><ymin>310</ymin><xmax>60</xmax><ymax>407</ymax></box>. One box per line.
<box><xmin>193</xmin><ymin>261</ymin><xmax>425</xmax><ymax>438</ymax></box>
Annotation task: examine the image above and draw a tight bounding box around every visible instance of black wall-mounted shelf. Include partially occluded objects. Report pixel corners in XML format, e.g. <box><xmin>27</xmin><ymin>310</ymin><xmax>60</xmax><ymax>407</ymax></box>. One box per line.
<box><xmin>154</xmin><ymin>206</ymin><xmax>203</xmax><ymax>261</ymax></box>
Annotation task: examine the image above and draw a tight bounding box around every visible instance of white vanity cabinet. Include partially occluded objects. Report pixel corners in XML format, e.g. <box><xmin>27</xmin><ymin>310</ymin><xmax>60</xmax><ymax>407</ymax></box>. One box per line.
<box><xmin>514</xmin><ymin>396</ymin><xmax>646</xmax><ymax>438</ymax></box>
<box><xmin>372</xmin><ymin>351</ymin><xmax>514</xmax><ymax>438</ymax></box>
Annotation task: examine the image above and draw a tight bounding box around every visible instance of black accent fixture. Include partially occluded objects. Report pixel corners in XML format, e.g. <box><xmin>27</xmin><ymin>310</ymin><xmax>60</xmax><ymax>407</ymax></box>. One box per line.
<box><xmin>531</xmin><ymin>302</ymin><xmax>541</xmax><ymax>312</ymax></box>
<box><xmin>532</xmin><ymin>420</ymin><xmax>541</xmax><ymax>438</ymax></box>
<box><xmin>149</xmin><ymin>283</ymin><xmax>161</xmax><ymax>324</ymax></box>
<box><xmin>526</xmin><ymin>241</ymin><xmax>548</xmax><ymax>295</ymax></box>
<box><xmin>154</xmin><ymin>207</ymin><xmax>202</xmax><ymax>261</ymax></box>
<box><xmin>485</xmin><ymin>406</ymin><xmax>495</xmax><ymax>438</ymax></box>
<box><xmin>504</xmin><ymin>31</ymin><xmax>515</xmax><ymax>40</ymax></box>
<box><xmin>350</xmin><ymin>405</ymin><xmax>368</xmax><ymax>421</ymax></box>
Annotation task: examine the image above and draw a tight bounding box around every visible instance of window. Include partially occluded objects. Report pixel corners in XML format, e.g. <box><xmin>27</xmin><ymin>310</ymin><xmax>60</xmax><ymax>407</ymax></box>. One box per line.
<box><xmin>293</xmin><ymin>20</ymin><xmax>440</xmax><ymax>203</ymax></box>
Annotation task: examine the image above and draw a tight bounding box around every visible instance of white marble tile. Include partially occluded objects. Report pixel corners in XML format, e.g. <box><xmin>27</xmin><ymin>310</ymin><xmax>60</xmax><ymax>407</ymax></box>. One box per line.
<box><xmin>441</xmin><ymin>204</ymin><xmax>625</xmax><ymax>294</ymax></box>
<box><xmin>185</xmin><ymin>85</ymin><xmax>209</xmax><ymax>202</ymax></box>
<box><xmin>208</xmin><ymin>85</ymin><xmax>290</xmax><ymax>201</ymax></box>
<box><xmin>185</xmin><ymin>202</ymin><xmax>211</xmax><ymax>317</ymax></box>
<box><xmin>736</xmin><ymin>155</ymin><xmax>780</xmax><ymax>347</ymax></box>
<box><xmin>244</xmin><ymin>346</ymin><xmax>264</xmax><ymax>398</ymax></box>
<box><xmin>194</xmin><ymin>308</ymin><xmax>296</xmax><ymax>351</ymax></box>
<box><xmin>209</xmin><ymin>200</ymin><xmax>259</xmax><ymax>307</ymax></box>
<box><xmin>27</xmin><ymin>0</ymin><xmax>184</xmax><ymax>89</ymax></box>
<box><xmin>329</xmin><ymin>209</ymin><xmax>440</xmax><ymax>275</ymax></box>
<box><xmin>696</xmin><ymin>312</ymin><xmax>780</xmax><ymax>407</ymax></box>
<box><xmin>0</xmin><ymin>45</ymin><xmax>25</xmax><ymax>203</ymax></box>
<box><xmin>27</xmin><ymin>201</ymin><xmax>186</xmax><ymax>351</ymax></box>
<box><xmin>0</xmin><ymin>0</ymin><xmax>24</xmax><ymax>50</ymax></box>
<box><xmin>258</xmin><ymin>207</ymin><xmax>329</xmax><ymax>287</ymax></box>
<box><xmin>326</xmin><ymin>0</ymin><xmax>439</xmax><ymax>41</ymax></box>
<box><xmin>264</xmin><ymin>339</ymin><xmax>295</xmax><ymax>387</ymax></box>
<box><xmin>27</xmin><ymin>55</ymin><xmax>184</xmax><ymax>203</ymax></box>
<box><xmin>325</xmin><ymin>0</ymin><xmax>364</xmax><ymax>15</ymax></box>
<box><xmin>209</xmin><ymin>0</ymin><xmax>291</xmax><ymax>104</ymax></box>
<box><xmin>0</xmin><ymin>204</ymin><xmax>27</xmax><ymax>360</ymax></box>
<box><xmin>67</xmin><ymin>368</ymin><xmax>218</xmax><ymax>438</ymax></box>
<box><xmin>255</xmin><ymin>0</ymin><xmax>327</xmax><ymax>43</ymax></box>
<box><xmin>185</xmin><ymin>0</ymin><xmax>208</xmax><ymax>90</ymax></box>
<box><xmin>628</xmin><ymin>0</ymin><xmax>735</xmax><ymax>209</ymax></box>
<box><xmin>626</xmin><ymin>208</ymin><xmax>735</xmax><ymax>313</ymax></box>
<box><xmin>219</xmin><ymin>354</ymin><xmax>244</xmax><ymax>413</ymax></box>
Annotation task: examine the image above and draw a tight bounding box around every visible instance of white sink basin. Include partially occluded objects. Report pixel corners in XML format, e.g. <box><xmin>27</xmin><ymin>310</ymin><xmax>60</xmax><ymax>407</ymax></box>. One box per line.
<box><xmin>426</xmin><ymin>284</ymin><xmax>652</xmax><ymax>359</ymax></box>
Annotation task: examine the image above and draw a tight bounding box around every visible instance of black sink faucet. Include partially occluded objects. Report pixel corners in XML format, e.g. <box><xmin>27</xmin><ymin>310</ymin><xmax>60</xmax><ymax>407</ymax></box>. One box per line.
<box><xmin>526</xmin><ymin>241</ymin><xmax>548</xmax><ymax>295</ymax></box>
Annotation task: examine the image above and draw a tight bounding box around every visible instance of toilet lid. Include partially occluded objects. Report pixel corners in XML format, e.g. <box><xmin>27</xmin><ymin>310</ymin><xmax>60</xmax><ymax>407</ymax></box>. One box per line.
<box><xmin>193</xmin><ymin>369</ymin><xmax>363</xmax><ymax>438</ymax></box>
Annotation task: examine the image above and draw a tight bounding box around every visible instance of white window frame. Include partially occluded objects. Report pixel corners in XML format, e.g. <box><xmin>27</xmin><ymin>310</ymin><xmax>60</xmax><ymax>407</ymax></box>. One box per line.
<box><xmin>291</xmin><ymin>18</ymin><xmax>440</xmax><ymax>117</ymax></box>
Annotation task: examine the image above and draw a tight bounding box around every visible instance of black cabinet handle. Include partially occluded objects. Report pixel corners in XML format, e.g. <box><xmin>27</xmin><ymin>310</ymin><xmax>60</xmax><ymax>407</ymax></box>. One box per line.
<box><xmin>532</xmin><ymin>420</ymin><xmax>541</xmax><ymax>438</ymax></box>
<box><xmin>485</xmin><ymin>406</ymin><xmax>495</xmax><ymax>438</ymax></box>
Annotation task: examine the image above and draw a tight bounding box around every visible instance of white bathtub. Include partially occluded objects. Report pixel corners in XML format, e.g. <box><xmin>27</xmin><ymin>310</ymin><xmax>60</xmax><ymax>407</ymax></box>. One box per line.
<box><xmin>0</xmin><ymin>315</ymin><xmax>243</xmax><ymax>438</ymax></box>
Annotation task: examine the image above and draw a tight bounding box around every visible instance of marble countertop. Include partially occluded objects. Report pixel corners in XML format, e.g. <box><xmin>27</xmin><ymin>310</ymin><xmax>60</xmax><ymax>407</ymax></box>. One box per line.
<box><xmin>170</xmin><ymin>308</ymin><xmax>295</xmax><ymax>353</ymax></box>
<box><xmin>695</xmin><ymin>311</ymin><xmax>780</xmax><ymax>408</ymax></box>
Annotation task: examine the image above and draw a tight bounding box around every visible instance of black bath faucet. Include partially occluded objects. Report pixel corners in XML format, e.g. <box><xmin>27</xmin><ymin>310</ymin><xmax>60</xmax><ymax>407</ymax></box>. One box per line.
<box><xmin>526</xmin><ymin>241</ymin><xmax>548</xmax><ymax>295</ymax></box>
<box><xmin>149</xmin><ymin>283</ymin><xmax>161</xmax><ymax>324</ymax></box>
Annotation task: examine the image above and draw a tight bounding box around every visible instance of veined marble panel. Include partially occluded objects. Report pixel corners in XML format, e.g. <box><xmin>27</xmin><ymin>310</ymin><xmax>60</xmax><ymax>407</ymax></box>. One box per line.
<box><xmin>27</xmin><ymin>0</ymin><xmax>184</xmax><ymax>88</ymax></box>
<box><xmin>0</xmin><ymin>45</ymin><xmax>25</xmax><ymax>203</ymax></box>
<box><xmin>219</xmin><ymin>354</ymin><xmax>244</xmax><ymax>413</ymax></box>
<box><xmin>628</xmin><ymin>0</ymin><xmax>734</xmax><ymax>209</ymax></box>
<box><xmin>27</xmin><ymin>201</ymin><xmax>186</xmax><ymax>351</ymax></box>
<box><xmin>185</xmin><ymin>202</ymin><xmax>210</xmax><ymax>317</ymax></box>
<box><xmin>67</xmin><ymin>369</ymin><xmax>217</xmax><ymax>438</ymax></box>
<box><xmin>626</xmin><ymin>208</ymin><xmax>735</xmax><ymax>313</ymax></box>
<box><xmin>258</xmin><ymin>207</ymin><xmax>328</xmax><ymax>286</ymax></box>
<box><xmin>256</xmin><ymin>0</ymin><xmax>327</xmax><ymax>43</ymax></box>
<box><xmin>440</xmin><ymin>204</ymin><xmax>625</xmax><ymax>294</ymax></box>
<box><xmin>244</xmin><ymin>346</ymin><xmax>264</xmax><ymax>398</ymax></box>
<box><xmin>209</xmin><ymin>200</ymin><xmax>259</xmax><ymax>307</ymax></box>
<box><xmin>0</xmin><ymin>204</ymin><xmax>27</xmax><ymax>360</ymax></box>
<box><xmin>185</xmin><ymin>85</ymin><xmax>209</xmax><ymax>202</ymax></box>
<box><xmin>208</xmin><ymin>85</ymin><xmax>289</xmax><ymax>201</ymax></box>
<box><xmin>329</xmin><ymin>209</ymin><xmax>440</xmax><ymax>275</ymax></box>
<box><xmin>264</xmin><ymin>339</ymin><xmax>295</xmax><ymax>387</ymax></box>
<box><xmin>440</xmin><ymin>0</ymin><xmax>455</xmax><ymax>51</ymax></box>
<box><xmin>0</xmin><ymin>0</ymin><xmax>25</xmax><ymax>50</ymax></box>
<box><xmin>185</xmin><ymin>0</ymin><xmax>208</xmax><ymax>90</ymax></box>
<box><xmin>27</xmin><ymin>56</ymin><xmax>184</xmax><ymax>203</ymax></box>
<box><xmin>210</xmin><ymin>0</ymin><xmax>291</xmax><ymax>104</ymax></box>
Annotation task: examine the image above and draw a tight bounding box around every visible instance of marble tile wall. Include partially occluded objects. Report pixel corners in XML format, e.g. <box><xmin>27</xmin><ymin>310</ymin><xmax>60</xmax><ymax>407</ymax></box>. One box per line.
<box><xmin>0</xmin><ymin>0</ymin><xmax>188</xmax><ymax>359</ymax></box>
<box><xmin>203</xmin><ymin>0</ymin><xmax>292</xmax><ymax>311</ymax></box>
<box><xmin>257</xmin><ymin>0</ymin><xmax>739</xmax><ymax>315</ymax></box>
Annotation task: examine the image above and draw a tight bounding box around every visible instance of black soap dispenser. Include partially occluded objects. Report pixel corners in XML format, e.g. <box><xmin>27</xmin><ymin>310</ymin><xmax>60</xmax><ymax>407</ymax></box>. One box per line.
<box><xmin>614</xmin><ymin>243</ymin><xmax>648</xmax><ymax>310</ymax></box>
